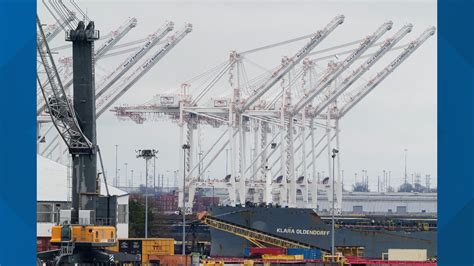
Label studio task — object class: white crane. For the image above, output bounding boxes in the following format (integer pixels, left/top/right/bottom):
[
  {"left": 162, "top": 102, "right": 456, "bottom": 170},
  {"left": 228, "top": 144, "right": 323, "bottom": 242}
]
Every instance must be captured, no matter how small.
[
  {"left": 241, "top": 15, "right": 345, "bottom": 111},
  {"left": 43, "top": 12, "right": 76, "bottom": 43},
  {"left": 37, "top": 17, "right": 139, "bottom": 116},
  {"left": 291, "top": 21, "right": 394, "bottom": 115},
  {"left": 308, "top": 24, "right": 413, "bottom": 117},
  {"left": 95, "top": 17, "right": 138, "bottom": 58},
  {"left": 276, "top": 21, "right": 392, "bottom": 207},
  {"left": 95, "top": 21, "right": 174, "bottom": 100},
  {"left": 96, "top": 24, "right": 193, "bottom": 116},
  {"left": 337, "top": 27, "right": 436, "bottom": 117},
  {"left": 107, "top": 21, "right": 435, "bottom": 210}
]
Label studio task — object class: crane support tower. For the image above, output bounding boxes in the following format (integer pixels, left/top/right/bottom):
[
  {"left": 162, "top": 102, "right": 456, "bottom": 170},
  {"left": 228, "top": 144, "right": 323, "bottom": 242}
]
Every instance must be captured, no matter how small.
[
  {"left": 67, "top": 20, "right": 100, "bottom": 224},
  {"left": 38, "top": 19, "right": 124, "bottom": 264}
]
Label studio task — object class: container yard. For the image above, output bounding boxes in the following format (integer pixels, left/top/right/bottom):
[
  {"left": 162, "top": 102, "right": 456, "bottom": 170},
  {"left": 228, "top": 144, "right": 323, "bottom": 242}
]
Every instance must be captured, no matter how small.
[{"left": 36, "top": 0, "right": 436, "bottom": 265}]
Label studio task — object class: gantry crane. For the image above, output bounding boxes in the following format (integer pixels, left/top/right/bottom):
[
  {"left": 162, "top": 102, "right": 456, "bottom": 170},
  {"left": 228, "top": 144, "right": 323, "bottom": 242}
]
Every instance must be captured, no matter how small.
[
  {"left": 37, "top": 16, "right": 119, "bottom": 264},
  {"left": 109, "top": 21, "right": 435, "bottom": 211},
  {"left": 222, "top": 15, "right": 346, "bottom": 206}
]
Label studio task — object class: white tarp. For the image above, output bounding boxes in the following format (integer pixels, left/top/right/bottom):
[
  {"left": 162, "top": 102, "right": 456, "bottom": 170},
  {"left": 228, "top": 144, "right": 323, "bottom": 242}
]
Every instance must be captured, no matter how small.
[{"left": 37, "top": 155, "right": 127, "bottom": 202}]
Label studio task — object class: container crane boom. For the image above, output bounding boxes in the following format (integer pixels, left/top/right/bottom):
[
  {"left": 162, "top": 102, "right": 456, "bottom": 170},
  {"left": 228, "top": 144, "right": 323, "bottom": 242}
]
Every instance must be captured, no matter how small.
[
  {"left": 95, "top": 17, "right": 138, "bottom": 59},
  {"left": 291, "top": 21, "right": 393, "bottom": 115},
  {"left": 310, "top": 24, "right": 413, "bottom": 117},
  {"left": 97, "top": 24, "right": 193, "bottom": 117},
  {"left": 37, "top": 18, "right": 139, "bottom": 116},
  {"left": 63, "top": 17, "right": 143, "bottom": 90},
  {"left": 95, "top": 21, "right": 174, "bottom": 100},
  {"left": 241, "top": 15, "right": 345, "bottom": 111},
  {"left": 338, "top": 27, "right": 436, "bottom": 117},
  {"left": 43, "top": 12, "right": 76, "bottom": 43},
  {"left": 39, "top": 25, "right": 191, "bottom": 159}
]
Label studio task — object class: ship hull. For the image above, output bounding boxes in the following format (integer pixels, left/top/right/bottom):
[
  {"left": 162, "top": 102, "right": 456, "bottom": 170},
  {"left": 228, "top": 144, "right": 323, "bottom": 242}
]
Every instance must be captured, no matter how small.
[{"left": 208, "top": 206, "right": 437, "bottom": 258}]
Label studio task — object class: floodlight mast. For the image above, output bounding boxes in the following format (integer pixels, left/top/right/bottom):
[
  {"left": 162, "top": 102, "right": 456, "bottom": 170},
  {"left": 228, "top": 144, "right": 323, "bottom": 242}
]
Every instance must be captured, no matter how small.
[{"left": 136, "top": 149, "right": 159, "bottom": 238}]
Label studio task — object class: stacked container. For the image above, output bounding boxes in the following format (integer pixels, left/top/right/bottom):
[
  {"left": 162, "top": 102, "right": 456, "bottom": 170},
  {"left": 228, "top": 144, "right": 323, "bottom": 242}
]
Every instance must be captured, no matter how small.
[{"left": 243, "top": 247, "right": 321, "bottom": 260}]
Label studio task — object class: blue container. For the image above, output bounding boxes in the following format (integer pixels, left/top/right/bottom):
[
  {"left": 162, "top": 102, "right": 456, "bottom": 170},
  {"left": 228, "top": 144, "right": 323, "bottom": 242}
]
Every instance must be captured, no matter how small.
[
  {"left": 287, "top": 248, "right": 321, "bottom": 260},
  {"left": 243, "top": 247, "right": 251, "bottom": 257}
]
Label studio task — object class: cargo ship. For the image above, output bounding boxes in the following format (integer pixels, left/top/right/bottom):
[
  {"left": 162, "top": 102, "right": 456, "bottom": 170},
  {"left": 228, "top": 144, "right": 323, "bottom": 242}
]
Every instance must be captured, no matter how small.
[{"left": 206, "top": 205, "right": 437, "bottom": 259}]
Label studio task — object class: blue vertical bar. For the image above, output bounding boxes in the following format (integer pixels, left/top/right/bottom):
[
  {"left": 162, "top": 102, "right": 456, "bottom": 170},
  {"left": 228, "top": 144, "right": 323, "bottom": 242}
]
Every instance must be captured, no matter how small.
[
  {"left": 438, "top": 0, "right": 474, "bottom": 265},
  {"left": 0, "top": 0, "right": 36, "bottom": 265}
]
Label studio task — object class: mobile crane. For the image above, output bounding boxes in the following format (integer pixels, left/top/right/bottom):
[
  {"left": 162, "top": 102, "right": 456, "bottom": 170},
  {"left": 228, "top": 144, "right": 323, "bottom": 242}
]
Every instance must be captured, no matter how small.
[{"left": 37, "top": 16, "right": 136, "bottom": 264}]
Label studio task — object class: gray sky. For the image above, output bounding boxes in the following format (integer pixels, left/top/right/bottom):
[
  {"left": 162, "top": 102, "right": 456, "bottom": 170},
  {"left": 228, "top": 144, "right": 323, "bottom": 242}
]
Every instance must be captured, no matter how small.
[{"left": 39, "top": 0, "right": 437, "bottom": 191}]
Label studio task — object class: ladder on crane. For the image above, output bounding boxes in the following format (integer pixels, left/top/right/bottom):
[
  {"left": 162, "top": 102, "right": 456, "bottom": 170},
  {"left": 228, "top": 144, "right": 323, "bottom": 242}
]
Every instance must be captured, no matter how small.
[{"left": 197, "top": 211, "right": 317, "bottom": 249}]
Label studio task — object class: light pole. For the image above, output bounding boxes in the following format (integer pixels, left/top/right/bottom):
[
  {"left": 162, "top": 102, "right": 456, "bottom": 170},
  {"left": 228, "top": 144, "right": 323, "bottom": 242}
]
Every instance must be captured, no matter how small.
[
  {"left": 331, "top": 148, "right": 338, "bottom": 256},
  {"left": 115, "top": 145, "right": 119, "bottom": 187},
  {"left": 136, "top": 149, "right": 158, "bottom": 238},
  {"left": 388, "top": 170, "right": 392, "bottom": 191},
  {"left": 181, "top": 144, "right": 191, "bottom": 255},
  {"left": 124, "top": 163, "right": 128, "bottom": 189},
  {"left": 404, "top": 148, "right": 408, "bottom": 184},
  {"left": 153, "top": 156, "right": 156, "bottom": 192}
]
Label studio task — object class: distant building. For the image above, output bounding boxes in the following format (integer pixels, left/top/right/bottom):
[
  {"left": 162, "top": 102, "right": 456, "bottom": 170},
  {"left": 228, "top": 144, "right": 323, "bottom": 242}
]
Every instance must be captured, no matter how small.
[
  {"left": 37, "top": 155, "right": 129, "bottom": 252},
  {"left": 193, "top": 196, "right": 219, "bottom": 212},
  {"left": 154, "top": 193, "right": 179, "bottom": 213},
  {"left": 314, "top": 191, "right": 437, "bottom": 214}
]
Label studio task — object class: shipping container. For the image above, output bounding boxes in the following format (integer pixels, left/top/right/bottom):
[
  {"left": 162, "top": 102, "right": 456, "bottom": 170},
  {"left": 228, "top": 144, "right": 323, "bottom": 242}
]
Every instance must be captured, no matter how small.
[
  {"left": 114, "top": 238, "right": 175, "bottom": 263},
  {"left": 37, "top": 237, "right": 52, "bottom": 253},
  {"left": 387, "top": 249, "right": 427, "bottom": 261},
  {"left": 287, "top": 248, "right": 321, "bottom": 259},
  {"left": 149, "top": 254, "right": 191, "bottom": 266},
  {"left": 243, "top": 247, "right": 250, "bottom": 257},
  {"left": 261, "top": 254, "right": 304, "bottom": 260},
  {"left": 249, "top": 247, "right": 286, "bottom": 256},
  {"left": 119, "top": 239, "right": 143, "bottom": 255},
  {"left": 142, "top": 238, "right": 175, "bottom": 255}
]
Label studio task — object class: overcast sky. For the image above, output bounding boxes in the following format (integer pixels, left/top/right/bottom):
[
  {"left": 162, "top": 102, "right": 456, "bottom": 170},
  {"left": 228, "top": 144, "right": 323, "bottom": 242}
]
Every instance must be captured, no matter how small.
[{"left": 38, "top": 0, "right": 437, "bottom": 192}]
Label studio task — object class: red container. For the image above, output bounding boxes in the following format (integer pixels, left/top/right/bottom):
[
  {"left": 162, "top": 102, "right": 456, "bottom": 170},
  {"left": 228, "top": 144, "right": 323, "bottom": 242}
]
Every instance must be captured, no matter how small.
[
  {"left": 37, "top": 237, "right": 52, "bottom": 253},
  {"left": 249, "top": 247, "right": 286, "bottom": 255}
]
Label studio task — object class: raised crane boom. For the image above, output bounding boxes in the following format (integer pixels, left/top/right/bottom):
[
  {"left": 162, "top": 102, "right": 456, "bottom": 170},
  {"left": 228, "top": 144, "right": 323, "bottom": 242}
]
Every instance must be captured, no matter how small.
[
  {"left": 338, "top": 27, "right": 436, "bottom": 117},
  {"left": 36, "top": 16, "right": 93, "bottom": 153},
  {"left": 40, "top": 25, "right": 192, "bottom": 159},
  {"left": 95, "top": 21, "right": 175, "bottom": 100},
  {"left": 97, "top": 24, "right": 193, "bottom": 117},
  {"left": 63, "top": 17, "right": 145, "bottom": 90},
  {"left": 291, "top": 21, "right": 393, "bottom": 115},
  {"left": 310, "top": 24, "right": 413, "bottom": 117},
  {"left": 95, "top": 17, "right": 138, "bottom": 59},
  {"left": 37, "top": 18, "right": 139, "bottom": 116},
  {"left": 241, "top": 15, "right": 345, "bottom": 111},
  {"left": 43, "top": 12, "right": 76, "bottom": 43}
]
